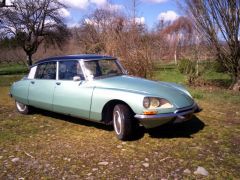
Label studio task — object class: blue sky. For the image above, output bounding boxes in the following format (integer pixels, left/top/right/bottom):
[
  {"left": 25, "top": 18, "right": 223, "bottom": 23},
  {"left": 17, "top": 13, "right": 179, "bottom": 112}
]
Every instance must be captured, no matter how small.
[
  {"left": 59, "top": 0, "right": 181, "bottom": 29},
  {"left": 6, "top": 0, "right": 181, "bottom": 29}
]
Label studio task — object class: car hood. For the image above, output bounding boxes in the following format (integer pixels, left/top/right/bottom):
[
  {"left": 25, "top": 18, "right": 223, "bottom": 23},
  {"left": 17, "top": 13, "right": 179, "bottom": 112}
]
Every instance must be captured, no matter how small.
[{"left": 93, "top": 75, "right": 194, "bottom": 108}]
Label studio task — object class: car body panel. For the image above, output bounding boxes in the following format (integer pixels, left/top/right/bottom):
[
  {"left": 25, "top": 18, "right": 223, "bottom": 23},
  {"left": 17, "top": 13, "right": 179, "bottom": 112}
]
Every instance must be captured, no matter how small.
[
  {"left": 92, "top": 75, "right": 194, "bottom": 109},
  {"left": 90, "top": 86, "right": 146, "bottom": 121},
  {"left": 10, "top": 79, "right": 30, "bottom": 105},
  {"left": 28, "top": 79, "right": 56, "bottom": 110},
  {"left": 53, "top": 80, "right": 94, "bottom": 120},
  {"left": 135, "top": 103, "right": 200, "bottom": 128}
]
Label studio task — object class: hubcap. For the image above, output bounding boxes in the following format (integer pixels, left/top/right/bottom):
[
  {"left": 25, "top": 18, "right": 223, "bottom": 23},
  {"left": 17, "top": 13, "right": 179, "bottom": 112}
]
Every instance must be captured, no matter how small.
[
  {"left": 16, "top": 101, "right": 26, "bottom": 112},
  {"left": 113, "top": 110, "right": 122, "bottom": 135}
]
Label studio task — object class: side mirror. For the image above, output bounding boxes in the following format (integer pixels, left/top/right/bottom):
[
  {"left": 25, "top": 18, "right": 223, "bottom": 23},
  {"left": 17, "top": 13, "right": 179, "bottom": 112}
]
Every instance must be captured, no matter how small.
[{"left": 73, "top": 76, "right": 81, "bottom": 81}]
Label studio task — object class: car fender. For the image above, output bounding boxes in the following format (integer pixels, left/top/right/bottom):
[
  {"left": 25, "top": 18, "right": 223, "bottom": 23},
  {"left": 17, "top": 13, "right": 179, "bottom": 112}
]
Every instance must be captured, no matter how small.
[
  {"left": 10, "top": 80, "right": 30, "bottom": 105},
  {"left": 89, "top": 87, "right": 147, "bottom": 121}
]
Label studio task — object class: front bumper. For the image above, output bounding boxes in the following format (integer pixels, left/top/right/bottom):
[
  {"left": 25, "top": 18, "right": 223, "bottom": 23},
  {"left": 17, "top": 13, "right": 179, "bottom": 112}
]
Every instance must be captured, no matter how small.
[{"left": 134, "top": 103, "right": 202, "bottom": 128}]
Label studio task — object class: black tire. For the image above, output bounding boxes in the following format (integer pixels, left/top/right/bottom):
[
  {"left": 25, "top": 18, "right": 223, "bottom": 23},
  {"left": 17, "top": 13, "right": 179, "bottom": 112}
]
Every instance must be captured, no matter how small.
[
  {"left": 15, "top": 101, "right": 30, "bottom": 114},
  {"left": 113, "top": 104, "right": 136, "bottom": 140}
]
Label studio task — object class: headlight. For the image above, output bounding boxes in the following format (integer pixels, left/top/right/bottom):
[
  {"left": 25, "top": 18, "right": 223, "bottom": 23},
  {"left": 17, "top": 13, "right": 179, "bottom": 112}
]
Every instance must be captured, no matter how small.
[
  {"left": 143, "top": 97, "right": 173, "bottom": 109},
  {"left": 143, "top": 97, "right": 150, "bottom": 108}
]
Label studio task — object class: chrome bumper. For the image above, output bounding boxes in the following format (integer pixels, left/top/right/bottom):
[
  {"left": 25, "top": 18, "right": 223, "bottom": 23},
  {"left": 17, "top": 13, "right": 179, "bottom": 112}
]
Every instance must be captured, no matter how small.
[{"left": 134, "top": 103, "right": 202, "bottom": 128}]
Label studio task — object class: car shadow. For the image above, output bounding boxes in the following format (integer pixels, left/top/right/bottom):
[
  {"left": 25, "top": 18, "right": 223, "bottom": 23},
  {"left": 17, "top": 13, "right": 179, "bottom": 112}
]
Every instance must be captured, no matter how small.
[
  {"left": 33, "top": 109, "right": 205, "bottom": 140},
  {"left": 146, "top": 115, "right": 205, "bottom": 139},
  {"left": 33, "top": 108, "right": 113, "bottom": 132}
]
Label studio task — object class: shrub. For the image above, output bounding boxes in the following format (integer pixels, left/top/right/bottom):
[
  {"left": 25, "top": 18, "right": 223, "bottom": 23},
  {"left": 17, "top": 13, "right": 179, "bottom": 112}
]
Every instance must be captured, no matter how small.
[{"left": 178, "top": 59, "right": 196, "bottom": 75}]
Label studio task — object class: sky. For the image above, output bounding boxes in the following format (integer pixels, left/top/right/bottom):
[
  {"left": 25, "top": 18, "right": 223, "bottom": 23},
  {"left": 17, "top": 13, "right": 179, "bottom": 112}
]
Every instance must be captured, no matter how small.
[
  {"left": 59, "top": 0, "right": 181, "bottom": 28},
  {"left": 6, "top": 0, "right": 181, "bottom": 29}
]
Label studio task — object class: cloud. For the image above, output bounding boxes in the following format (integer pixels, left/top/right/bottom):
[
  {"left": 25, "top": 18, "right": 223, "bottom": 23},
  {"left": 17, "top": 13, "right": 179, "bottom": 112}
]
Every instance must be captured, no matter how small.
[
  {"left": 67, "top": 22, "right": 81, "bottom": 28},
  {"left": 142, "top": 0, "right": 168, "bottom": 3},
  {"left": 103, "top": 3, "right": 124, "bottom": 12},
  {"left": 60, "top": 0, "right": 122, "bottom": 11},
  {"left": 135, "top": 17, "right": 145, "bottom": 25},
  {"left": 90, "top": 0, "right": 107, "bottom": 7},
  {"left": 5, "top": 0, "right": 13, "bottom": 5},
  {"left": 157, "top": 10, "right": 179, "bottom": 22},
  {"left": 59, "top": 8, "right": 71, "bottom": 18},
  {"left": 60, "top": 0, "right": 89, "bottom": 9},
  {"left": 84, "top": 18, "right": 97, "bottom": 25}
]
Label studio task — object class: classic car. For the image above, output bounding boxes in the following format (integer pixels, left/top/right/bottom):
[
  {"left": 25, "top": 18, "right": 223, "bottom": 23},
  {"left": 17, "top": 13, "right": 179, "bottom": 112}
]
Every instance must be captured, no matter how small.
[{"left": 10, "top": 54, "right": 201, "bottom": 140}]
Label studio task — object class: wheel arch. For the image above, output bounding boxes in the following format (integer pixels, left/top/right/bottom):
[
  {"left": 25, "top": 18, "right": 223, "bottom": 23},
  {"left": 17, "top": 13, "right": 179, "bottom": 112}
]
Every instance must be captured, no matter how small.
[{"left": 101, "top": 99, "right": 134, "bottom": 125}]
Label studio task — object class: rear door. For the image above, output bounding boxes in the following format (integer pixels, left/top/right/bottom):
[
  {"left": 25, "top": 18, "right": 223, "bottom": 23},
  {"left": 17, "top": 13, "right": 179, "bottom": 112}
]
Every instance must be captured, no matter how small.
[
  {"left": 28, "top": 61, "right": 56, "bottom": 110},
  {"left": 53, "top": 60, "right": 94, "bottom": 119}
]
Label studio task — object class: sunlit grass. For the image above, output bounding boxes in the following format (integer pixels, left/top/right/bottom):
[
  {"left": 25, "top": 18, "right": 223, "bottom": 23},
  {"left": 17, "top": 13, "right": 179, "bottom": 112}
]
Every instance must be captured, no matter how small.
[{"left": 0, "top": 64, "right": 28, "bottom": 75}]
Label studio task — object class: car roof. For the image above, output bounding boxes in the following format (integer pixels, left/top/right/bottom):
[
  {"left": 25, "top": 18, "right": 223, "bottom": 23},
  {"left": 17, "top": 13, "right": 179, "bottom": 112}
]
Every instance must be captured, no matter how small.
[{"left": 34, "top": 54, "right": 116, "bottom": 65}]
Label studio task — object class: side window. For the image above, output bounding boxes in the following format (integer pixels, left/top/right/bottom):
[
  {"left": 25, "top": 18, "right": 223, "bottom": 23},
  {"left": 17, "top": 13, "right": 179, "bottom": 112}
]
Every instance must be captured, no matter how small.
[
  {"left": 35, "top": 62, "right": 56, "bottom": 80},
  {"left": 84, "top": 61, "right": 102, "bottom": 78},
  {"left": 59, "top": 60, "right": 84, "bottom": 80}
]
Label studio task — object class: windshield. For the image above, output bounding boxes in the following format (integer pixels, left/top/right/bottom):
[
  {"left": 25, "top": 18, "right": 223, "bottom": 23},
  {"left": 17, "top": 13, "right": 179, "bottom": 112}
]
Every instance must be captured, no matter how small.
[{"left": 83, "top": 59, "right": 124, "bottom": 79}]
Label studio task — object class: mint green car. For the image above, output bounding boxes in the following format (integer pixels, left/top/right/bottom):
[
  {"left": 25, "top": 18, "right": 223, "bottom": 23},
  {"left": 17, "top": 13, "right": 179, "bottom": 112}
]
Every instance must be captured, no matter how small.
[{"left": 10, "top": 54, "right": 201, "bottom": 140}]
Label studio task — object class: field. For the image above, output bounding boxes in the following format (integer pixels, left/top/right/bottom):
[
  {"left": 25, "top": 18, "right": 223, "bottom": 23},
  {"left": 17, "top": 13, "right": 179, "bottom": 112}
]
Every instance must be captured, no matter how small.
[{"left": 0, "top": 65, "right": 240, "bottom": 179}]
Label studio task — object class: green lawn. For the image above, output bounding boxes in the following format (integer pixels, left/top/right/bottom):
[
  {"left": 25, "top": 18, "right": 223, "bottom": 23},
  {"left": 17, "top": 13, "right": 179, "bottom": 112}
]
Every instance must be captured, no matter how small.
[
  {"left": 0, "top": 65, "right": 240, "bottom": 179},
  {"left": 0, "top": 64, "right": 28, "bottom": 75}
]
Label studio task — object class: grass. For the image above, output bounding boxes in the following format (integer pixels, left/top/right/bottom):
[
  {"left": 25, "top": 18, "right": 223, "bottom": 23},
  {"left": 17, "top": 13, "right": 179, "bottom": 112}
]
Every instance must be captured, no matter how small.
[
  {"left": 152, "top": 68, "right": 186, "bottom": 84},
  {"left": 0, "top": 66, "right": 240, "bottom": 179},
  {"left": 0, "top": 75, "right": 24, "bottom": 86},
  {"left": 0, "top": 64, "right": 28, "bottom": 75}
]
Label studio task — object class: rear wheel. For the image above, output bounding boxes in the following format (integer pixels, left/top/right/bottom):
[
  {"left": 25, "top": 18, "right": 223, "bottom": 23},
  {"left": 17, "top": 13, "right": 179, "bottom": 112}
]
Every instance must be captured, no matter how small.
[
  {"left": 15, "top": 101, "right": 30, "bottom": 114},
  {"left": 113, "top": 104, "right": 136, "bottom": 140}
]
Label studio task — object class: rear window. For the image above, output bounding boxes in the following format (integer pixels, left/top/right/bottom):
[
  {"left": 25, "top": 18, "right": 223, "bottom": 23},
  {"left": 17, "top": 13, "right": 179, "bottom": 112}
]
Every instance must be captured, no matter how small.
[{"left": 35, "top": 62, "right": 56, "bottom": 80}]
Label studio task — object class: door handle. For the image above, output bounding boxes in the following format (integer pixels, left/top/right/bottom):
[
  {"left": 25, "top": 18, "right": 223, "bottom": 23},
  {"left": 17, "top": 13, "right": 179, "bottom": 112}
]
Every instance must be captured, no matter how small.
[
  {"left": 56, "top": 82, "right": 61, "bottom": 85},
  {"left": 31, "top": 81, "right": 35, "bottom": 84}
]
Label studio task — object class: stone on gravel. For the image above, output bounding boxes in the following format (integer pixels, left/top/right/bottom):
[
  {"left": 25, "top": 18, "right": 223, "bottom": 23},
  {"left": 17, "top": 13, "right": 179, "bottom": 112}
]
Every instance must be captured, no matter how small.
[
  {"left": 183, "top": 169, "right": 191, "bottom": 174},
  {"left": 98, "top": 161, "right": 108, "bottom": 166},
  {"left": 11, "top": 157, "right": 19, "bottom": 163},
  {"left": 92, "top": 168, "right": 98, "bottom": 171},
  {"left": 142, "top": 163, "right": 149, "bottom": 168},
  {"left": 194, "top": 166, "right": 209, "bottom": 176}
]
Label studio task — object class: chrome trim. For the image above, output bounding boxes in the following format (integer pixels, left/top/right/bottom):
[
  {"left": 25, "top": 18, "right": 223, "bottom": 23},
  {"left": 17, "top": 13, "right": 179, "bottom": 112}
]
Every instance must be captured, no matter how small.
[
  {"left": 174, "top": 103, "right": 197, "bottom": 113},
  {"left": 135, "top": 103, "right": 200, "bottom": 120},
  {"left": 116, "top": 60, "right": 128, "bottom": 75},
  {"left": 79, "top": 59, "right": 89, "bottom": 81},
  {"left": 56, "top": 61, "right": 59, "bottom": 81}
]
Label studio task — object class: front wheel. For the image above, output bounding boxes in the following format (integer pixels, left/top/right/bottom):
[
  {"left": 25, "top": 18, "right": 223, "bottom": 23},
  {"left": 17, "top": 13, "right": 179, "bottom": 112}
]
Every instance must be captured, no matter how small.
[
  {"left": 113, "top": 104, "right": 136, "bottom": 140},
  {"left": 15, "top": 101, "right": 30, "bottom": 114}
]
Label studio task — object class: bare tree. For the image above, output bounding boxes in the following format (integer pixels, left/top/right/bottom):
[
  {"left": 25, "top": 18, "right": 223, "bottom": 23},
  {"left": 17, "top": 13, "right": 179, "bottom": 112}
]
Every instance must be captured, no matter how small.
[
  {"left": 162, "top": 17, "right": 193, "bottom": 64},
  {"left": 75, "top": 7, "right": 154, "bottom": 78},
  {"left": 183, "top": 0, "right": 240, "bottom": 91},
  {"left": 0, "top": 0, "right": 6, "bottom": 7},
  {"left": 0, "top": 0, "right": 70, "bottom": 66}
]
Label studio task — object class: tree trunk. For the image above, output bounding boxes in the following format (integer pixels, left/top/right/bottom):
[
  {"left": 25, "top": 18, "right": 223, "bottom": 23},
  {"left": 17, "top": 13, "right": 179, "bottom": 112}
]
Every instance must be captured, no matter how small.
[
  {"left": 27, "top": 53, "right": 33, "bottom": 67},
  {"left": 174, "top": 49, "right": 177, "bottom": 65},
  {"left": 232, "top": 76, "right": 240, "bottom": 91}
]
